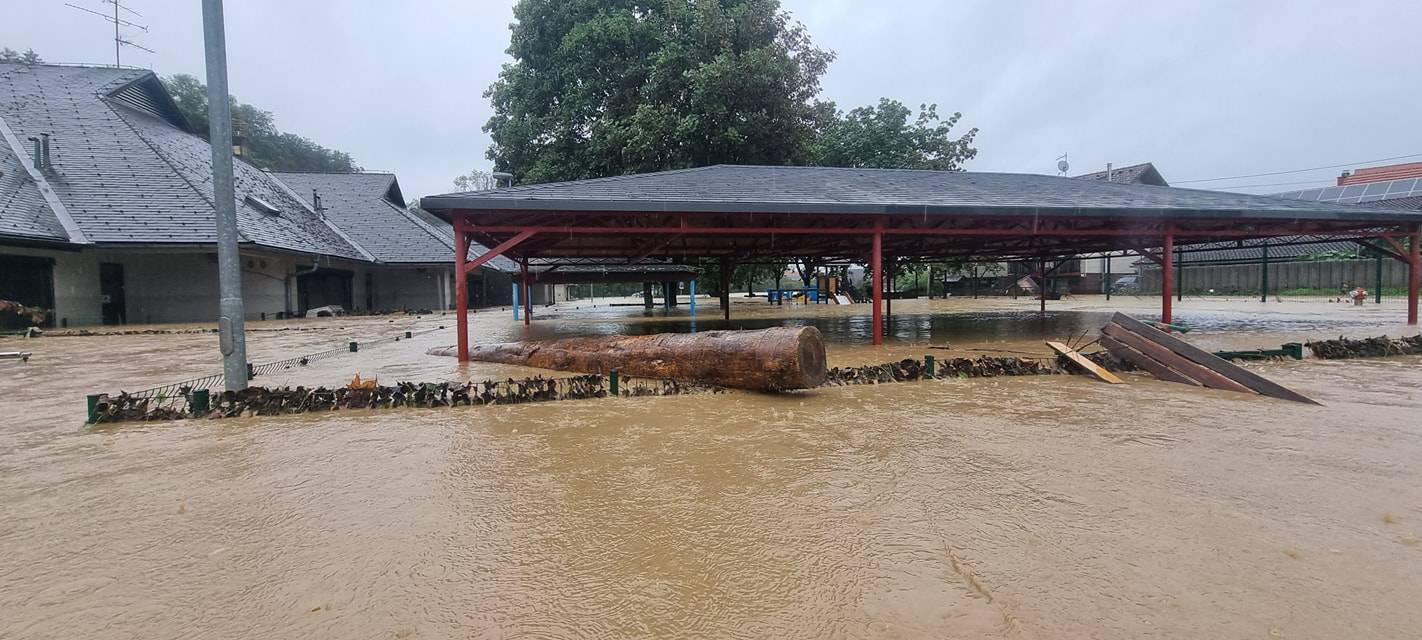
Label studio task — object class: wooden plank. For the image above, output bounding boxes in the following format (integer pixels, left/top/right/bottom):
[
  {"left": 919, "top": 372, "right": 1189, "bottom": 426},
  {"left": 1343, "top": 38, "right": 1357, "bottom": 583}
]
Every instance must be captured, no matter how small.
[
  {"left": 1110, "top": 313, "right": 1320, "bottom": 404},
  {"left": 1047, "top": 341, "right": 1123, "bottom": 384},
  {"left": 1102, "top": 323, "right": 1257, "bottom": 395},
  {"left": 1097, "top": 336, "right": 1201, "bottom": 386}
]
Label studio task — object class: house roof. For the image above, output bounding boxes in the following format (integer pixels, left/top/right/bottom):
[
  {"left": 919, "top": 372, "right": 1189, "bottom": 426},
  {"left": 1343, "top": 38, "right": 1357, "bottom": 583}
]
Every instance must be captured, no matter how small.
[
  {"left": 422, "top": 164, "right": 1418, "bottom": 222},
  {"left": 272, "top": 171, "right": 465, "bottom": 265},
  {"left": 1338, "top": 162, "right": 1422, "bottom": 186},
  {"left": 0, "top": 63, "right": 363, "bottom": 260},
  {"left": 1173, "top": 238, "right": 1370, "bottom": 265},
  {"left": 1073, "top": 162, "right": 1169, "bottom": 186}
]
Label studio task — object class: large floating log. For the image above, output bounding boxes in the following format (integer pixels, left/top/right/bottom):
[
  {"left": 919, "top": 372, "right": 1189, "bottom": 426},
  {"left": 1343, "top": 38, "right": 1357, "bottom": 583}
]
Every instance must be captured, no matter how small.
[{"left": 430, "top": 326, "right": 828, "bottom": 392}]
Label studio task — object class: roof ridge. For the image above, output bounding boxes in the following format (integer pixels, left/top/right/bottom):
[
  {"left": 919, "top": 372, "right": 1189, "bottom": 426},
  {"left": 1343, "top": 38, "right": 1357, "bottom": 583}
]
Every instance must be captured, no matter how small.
[
  {"left": 463, "top": 165, "right": 720, "bottom": 196},
  {"left": 0, "top": 113, "right": 88, "bottom": 243},
  {"left": 266, "top": 171, "right": 380, "bottom": 263}
]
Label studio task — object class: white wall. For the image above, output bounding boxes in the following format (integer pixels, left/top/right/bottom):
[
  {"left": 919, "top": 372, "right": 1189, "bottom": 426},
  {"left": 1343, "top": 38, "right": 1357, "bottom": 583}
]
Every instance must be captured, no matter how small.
[{"left": 0, "top": 245, "right": 101, "bottom": 326}]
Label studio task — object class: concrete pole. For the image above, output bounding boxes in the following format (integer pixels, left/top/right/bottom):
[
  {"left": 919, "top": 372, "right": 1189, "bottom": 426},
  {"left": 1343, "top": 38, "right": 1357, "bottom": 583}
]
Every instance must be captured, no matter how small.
[
  {"left": 1375, "top": 251, "right": 1383, "bottom": 304},
  {"left": 202, "top": 0, "right": 248, "bottom": 391}
]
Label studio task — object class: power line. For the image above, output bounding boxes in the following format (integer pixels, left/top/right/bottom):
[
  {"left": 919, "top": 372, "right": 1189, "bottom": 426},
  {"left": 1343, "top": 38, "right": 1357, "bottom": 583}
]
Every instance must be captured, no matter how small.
[
  {"left": 1210, "top": 178, "right": 1337, "bottom": 191},
  {"left": 1174, "top": 152, "right": 1422, "bottom": 184},
  {"left": 65, "top": 0, "right": 153, "bottom": 67}
]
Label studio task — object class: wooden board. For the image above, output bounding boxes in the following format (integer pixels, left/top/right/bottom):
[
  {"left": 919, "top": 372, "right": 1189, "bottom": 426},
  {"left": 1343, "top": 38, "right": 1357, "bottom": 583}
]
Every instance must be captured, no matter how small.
[
  {"left": 1047, "top": 341, "right": 1123, "bottom": 384},
  {"left": 1110, "top": 313, "right": 1319, "bottom": 404},
  {"left": 1102, "top": 323, "right": 1256, "bottom": 394},
  {"left": 1097, "top": 336, "right": 1201, "bottom": 386}
]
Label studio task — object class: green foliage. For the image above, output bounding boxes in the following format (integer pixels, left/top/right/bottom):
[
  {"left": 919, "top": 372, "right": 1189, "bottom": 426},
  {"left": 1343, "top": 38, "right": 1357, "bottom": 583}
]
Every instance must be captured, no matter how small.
[
  {"left": 162, "top": 74, "right": 358, "bottom": 173},
  {"left": 811, "top": 99, "right": 978, "bottom": 170},
  {"left": 0, "top": 47, "right": 42, "bottom": 64},
  {"left": 452, "top": 169, "right": 497, "bottom": 192},
  {"left": 485, "top": 0, "right": 835, "bottom": 183}
]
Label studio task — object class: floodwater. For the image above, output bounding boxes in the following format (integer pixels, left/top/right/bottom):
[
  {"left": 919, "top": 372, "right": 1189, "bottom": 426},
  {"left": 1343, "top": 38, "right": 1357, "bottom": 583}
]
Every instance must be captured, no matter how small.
[{"left": 2, "top": 295, "right": 1421, "bottom": 639}]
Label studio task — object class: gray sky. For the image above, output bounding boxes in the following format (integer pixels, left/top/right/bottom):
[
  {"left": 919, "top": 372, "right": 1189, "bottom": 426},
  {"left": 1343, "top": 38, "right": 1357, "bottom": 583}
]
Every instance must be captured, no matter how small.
[{"left": 5, "top": 0, "right": 1418, "bottom": 200}]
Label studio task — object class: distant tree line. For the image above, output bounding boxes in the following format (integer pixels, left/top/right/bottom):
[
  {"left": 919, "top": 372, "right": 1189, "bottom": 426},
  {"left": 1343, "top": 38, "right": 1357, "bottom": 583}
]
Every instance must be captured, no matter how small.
[
  {"left": 163, "top": 74, "right": 358, "bottom": 173},
  {"left": 0, "top": 47, "right": 43, "bottom": 64}
]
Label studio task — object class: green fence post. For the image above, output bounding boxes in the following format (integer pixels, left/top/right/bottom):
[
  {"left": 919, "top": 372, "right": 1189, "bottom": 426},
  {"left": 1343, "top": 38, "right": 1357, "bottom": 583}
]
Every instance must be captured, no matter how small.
[
  {"left": 247, "top": 362, "right": 255, "bottom": 380},
  {"left": 86, "top": 394, "right": 100, "bottom": 424},
  {"left": 924, "top": 354, "right": 935, "bottom": 377},
  {"left": 609, "top": 369, "right": 619, "bottom": 396},
  {"left": 191, "top": 389, "right": 211, "bottom": 415},
  {"left": 1281, "top": 342, "right": 1304, "bottom": 360},
  {"left": 404, "top": 331, "right": 412, "bottom": 339}
]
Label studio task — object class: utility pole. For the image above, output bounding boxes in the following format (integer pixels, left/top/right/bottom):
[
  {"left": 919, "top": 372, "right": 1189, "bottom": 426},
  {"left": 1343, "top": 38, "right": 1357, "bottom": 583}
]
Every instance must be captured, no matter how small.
[{"left": 202, "top": 0, "right": 248, "bottom": 391}]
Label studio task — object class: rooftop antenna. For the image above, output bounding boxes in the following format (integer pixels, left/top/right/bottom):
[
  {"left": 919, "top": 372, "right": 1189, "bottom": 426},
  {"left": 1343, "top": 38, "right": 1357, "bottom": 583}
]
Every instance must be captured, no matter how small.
[
  {"left": 66, "top": 0, "right": 154, "bottom": 67},
  {"left": 1056, "top": 153, "right": 1070, "bottom": 176}
]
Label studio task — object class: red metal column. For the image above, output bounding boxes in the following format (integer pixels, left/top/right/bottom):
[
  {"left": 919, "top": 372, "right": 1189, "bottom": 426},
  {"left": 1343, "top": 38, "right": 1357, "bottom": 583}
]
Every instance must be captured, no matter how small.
[
  {"left": 1162, "top": 232, "right": 1175, "bottom": 326},
  {"left": 520, "top": 258, "right": 532, "bottom": 326},
  {"left": 453, "top": 221, "right": 471, "bottom": 362},
  {"left": 1038, "top": 259, "right": 1047, "bottom": 315},
  {"left": 1408, "top": 226, "right": 1420, "bottom": 325},
  {"left": 871, "top": 224, "right": 883, "bottom": 345}
]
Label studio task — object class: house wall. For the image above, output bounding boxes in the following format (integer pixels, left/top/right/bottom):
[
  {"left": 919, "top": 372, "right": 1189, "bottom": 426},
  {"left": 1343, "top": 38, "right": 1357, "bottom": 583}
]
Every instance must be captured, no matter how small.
[
  {"left": 370, "top": 267, "right": 451, "bottom": 311},
  {"left": 0, "top": 245, "right": 102, "bottom": 326}
]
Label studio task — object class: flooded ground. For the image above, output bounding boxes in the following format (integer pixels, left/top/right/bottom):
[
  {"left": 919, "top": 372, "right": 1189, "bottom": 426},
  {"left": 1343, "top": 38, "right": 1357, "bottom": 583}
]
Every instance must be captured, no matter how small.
[{"left": 2, "top": 294, "right": 1421, "bottom": 639}]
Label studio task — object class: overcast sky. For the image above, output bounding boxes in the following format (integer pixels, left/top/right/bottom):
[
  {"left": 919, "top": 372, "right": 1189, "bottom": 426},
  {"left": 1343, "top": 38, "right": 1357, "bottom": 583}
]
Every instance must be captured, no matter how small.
[{"left": 4, "top": 0, "right": 1419, "bottom": 200}]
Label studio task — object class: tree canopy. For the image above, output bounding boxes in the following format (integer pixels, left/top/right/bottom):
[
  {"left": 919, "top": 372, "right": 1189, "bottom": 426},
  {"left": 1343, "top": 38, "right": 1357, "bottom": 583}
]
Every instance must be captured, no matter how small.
[
  {"left": 0, "top": 47, "right": 42, "bottom": 64},
  {"left": 163, "top": 74, "right": 358, "bottom": 173},
  {"left": 812, "top": 99, "right": 977, "bottom": 171},
  {"left": 484, "top": 0, "right": 978, "bottom": 184}
]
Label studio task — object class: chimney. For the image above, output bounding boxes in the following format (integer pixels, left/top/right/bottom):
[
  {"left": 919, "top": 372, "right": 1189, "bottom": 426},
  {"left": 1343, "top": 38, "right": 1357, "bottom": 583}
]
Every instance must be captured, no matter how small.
[
  {"left": 1337, "top": 170, "right": 1351, "bottom": 186},
  {"left": 1105, "top": 163, "right": 1113, "bottom": 182},
  {"left": 27, "top": 136, "right": 41, "bottom": 170},
  {"left": 40, "top": 133, "right": 50, "bottom": 170}
]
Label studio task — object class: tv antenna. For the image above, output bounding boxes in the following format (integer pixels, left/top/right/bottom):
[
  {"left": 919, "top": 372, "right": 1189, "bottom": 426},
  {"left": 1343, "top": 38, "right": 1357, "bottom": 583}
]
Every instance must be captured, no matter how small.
[
  {"left": 1056, "top": 153, "right": 1070, "bottom": 175},
  {"left": 66, "top": 0, "right": 155, "bottom": 67}
]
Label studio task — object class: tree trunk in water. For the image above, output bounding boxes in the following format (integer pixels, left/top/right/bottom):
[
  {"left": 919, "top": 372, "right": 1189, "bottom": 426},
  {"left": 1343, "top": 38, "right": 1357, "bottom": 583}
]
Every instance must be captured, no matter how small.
[{"left": 430, "top": 326, "right": 827, "bottom": 392}]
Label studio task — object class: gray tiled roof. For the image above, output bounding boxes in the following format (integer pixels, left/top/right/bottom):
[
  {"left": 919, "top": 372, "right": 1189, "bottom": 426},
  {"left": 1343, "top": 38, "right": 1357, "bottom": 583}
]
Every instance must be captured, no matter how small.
[
  {"left": 423, "top": 165, "right": 1418, "bottom": 221},
  {"left": 272, "top": 171, "right": 461, "bottom": 265},
  {"left": 1074, "top": 162, "right": 1168, "bottom": 186},
  {"left": 1176, "top": 239, "right": 1367, "bottom": 265},
  {"left": 0, "top": 63, "right": 363, "bottom": 260}
]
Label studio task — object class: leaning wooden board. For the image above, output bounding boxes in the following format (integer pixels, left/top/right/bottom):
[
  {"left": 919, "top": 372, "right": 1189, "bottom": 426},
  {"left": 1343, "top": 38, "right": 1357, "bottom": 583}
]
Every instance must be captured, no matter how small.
[
  {"left": 1097, "top": 336, "right": 1200, "bottom": 387},
  {"left": 1047, "top": 341, "right": 1123, "bottom": 384},
  {"left": 1101, "top": 323, "right": 1256, "bottom": 394},
  {"left": 1110, "top": 313, "right": 1319, "bottom": 405}
]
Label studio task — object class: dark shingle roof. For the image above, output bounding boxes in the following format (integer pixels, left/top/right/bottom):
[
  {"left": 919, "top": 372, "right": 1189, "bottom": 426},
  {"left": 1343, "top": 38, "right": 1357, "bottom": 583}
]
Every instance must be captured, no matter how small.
[
  {"left": 0, "top": 63, "right": 364, "bottom": 259},
  {"left": 272, "top": 171, "right": 461, "bottom": 265},
  {"left": 1176, "top": 239, "right": 1368, "bottom": 265},
  {"left": 1074, "top": 162, "right": 1169, "bottom": 186},
  {"left": 423, "top": 165, "right": 1418, "bottom": 221}
]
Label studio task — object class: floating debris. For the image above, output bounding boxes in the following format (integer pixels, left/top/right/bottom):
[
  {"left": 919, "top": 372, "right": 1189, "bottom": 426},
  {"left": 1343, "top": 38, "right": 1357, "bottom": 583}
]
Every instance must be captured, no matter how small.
[
  {"left": 1305, "top": 335, "right": 1422, "bottom": 360},
  {"left": 823, "top": 356, "right": 1062, "bottom": 386},
  {"left": 88, "top": 374, "right": 723, "bottom": 423}
]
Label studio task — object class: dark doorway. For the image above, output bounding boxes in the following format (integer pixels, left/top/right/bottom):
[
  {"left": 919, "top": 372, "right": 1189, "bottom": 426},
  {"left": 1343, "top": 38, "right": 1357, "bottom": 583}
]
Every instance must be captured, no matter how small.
[
  {"left": 100, "top": 262, "right": 126, "bottom": 325},
  {"left": 297, "top": 269, "right": 353, "bottom": 314},
  {"left": 0, "top": 254, "right": 56, "bottom": 329}
]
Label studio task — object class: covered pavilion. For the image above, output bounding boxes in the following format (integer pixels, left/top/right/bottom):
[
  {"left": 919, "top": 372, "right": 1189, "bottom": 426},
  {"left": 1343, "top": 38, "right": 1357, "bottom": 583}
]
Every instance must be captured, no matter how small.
[{"left": 422, "top": 165, "right": 1422, "bottom": 361}]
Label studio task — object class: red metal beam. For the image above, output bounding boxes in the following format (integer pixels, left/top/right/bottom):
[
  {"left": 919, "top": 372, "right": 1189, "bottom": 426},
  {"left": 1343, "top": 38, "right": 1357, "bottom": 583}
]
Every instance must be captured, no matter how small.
[
  {"left": 459, "top": 223, "right": 1396, "bottom": 240},
  {"left": 454, "top": 224, "right": 471, "bottom": 362},
  {"left": 1409, "top": 227, "right": 1420, "bottom": 326},
  {"left": 464, "top": 229, "right": 537, "bottom": 273},
  {"left": 520, "top": 258, "right": 532, "bottom": 326},
  {"left": 872, "top": 220, "right": 883, "bottom": 346},
  {"left": 1162, "top": 232, "right": 1174, "bottom": 326}
]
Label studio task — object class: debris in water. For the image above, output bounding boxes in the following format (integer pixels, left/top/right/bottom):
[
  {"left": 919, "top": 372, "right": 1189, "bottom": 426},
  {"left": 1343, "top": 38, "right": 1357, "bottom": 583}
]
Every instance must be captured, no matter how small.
[{"left": 1305, "top": 335, "right": 1422, "bottom": 360}]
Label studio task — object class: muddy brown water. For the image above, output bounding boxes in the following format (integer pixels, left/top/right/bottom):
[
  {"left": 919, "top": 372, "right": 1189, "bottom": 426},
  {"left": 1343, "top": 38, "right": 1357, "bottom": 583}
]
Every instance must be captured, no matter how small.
[{"left": 2, "top": 296, "right": 1421, "bottom": 639}]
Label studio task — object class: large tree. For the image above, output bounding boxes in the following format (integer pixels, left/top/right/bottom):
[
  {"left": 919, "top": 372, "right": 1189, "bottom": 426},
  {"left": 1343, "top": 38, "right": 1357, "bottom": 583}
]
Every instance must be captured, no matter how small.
[
  {"left": 812, "top": 99, "right": 978, "bottom": 171},
  {"left": 485, "top": 0, "right": 834, "bottom": 183},
  {"left": 0, "top": 47, "right": 42, "bottom": 64},
  {"left": 163, "top": 74, "right": 358, "bottom": 173}
]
